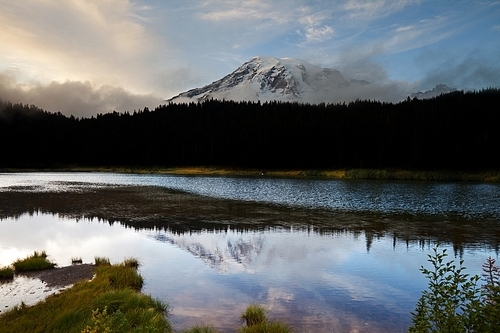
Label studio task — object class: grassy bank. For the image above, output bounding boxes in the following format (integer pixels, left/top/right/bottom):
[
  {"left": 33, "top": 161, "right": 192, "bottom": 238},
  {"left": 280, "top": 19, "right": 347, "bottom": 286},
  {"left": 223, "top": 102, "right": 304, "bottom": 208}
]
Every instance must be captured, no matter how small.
[
  {"left": 0, "top": 258, "right": 172, "bottom": 333},
  {"left": 2, "top": 166, "right": 499, "bottom": 182},
  {"left": 0, "top": 254, "right": 289, "bottom": 333}
]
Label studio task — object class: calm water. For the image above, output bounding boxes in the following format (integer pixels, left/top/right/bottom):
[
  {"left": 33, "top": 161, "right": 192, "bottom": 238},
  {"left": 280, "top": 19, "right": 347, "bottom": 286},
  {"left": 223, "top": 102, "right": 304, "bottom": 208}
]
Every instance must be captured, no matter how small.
[{"left": 1, "top": 173, "right": 499, "bottom": 332}]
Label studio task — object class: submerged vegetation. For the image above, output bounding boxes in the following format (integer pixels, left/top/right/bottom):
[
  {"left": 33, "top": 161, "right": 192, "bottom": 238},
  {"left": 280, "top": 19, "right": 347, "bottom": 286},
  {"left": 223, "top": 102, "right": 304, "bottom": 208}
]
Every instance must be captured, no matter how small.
[
  {"left": 182, "top": 305, "right": 292, "bottom": 333},
  {"left": 410, "top": 246, "right": 500, "bottom": 332},
  {"left": 1, "top": 89, "right": 499, "bottom": 173}
]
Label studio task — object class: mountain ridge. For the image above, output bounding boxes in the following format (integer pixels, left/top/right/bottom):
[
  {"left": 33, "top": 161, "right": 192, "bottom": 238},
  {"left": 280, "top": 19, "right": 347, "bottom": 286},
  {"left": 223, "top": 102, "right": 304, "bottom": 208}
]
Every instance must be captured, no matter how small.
[
  {"left": 168, "top": 56, "right": 358, "bottom": 104},
  {"left": 168, "top": 56, "right": 456, "bottom": 104}
]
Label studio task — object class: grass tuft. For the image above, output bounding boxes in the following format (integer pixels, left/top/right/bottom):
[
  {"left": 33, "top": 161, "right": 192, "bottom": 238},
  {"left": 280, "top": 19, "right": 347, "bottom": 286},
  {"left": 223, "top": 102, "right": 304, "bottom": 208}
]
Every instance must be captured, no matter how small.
[
  {"left": 122, "top": 257, "right": 140, "bottom": 269},
  {"left": 12, "top": 251, "right": 56, "bottom": 272},
  {"left": 240, "top": 304, "right": 267, "bottom": 327},
  {"left": 0, "top": 266, "right": 14, "bottom": 279},
  {"left": 94, "top": 256, "right": 111, "bottom": 266}
]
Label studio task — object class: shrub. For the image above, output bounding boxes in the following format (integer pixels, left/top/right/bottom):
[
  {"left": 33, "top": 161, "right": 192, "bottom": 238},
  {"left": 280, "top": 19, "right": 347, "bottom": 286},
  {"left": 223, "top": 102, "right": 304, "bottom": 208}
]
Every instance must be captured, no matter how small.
[
  {"left": 12, "top": 251, "right": 56, "bottom": 272},
  {"left": 409, "top": 246, "right": 500, "bottom": 332}
]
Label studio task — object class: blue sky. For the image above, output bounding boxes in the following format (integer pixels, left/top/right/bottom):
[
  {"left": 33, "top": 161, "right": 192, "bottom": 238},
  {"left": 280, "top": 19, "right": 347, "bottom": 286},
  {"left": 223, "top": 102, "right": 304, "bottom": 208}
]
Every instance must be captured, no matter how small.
[{"left": 0, "top": 0, "right": 499, "bottom": 116}]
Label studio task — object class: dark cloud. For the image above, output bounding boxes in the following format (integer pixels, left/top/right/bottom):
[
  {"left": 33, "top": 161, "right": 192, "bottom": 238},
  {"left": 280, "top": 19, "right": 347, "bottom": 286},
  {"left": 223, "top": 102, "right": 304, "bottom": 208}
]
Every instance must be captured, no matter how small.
[{"left": 0, "top": 73, "right": 163, "bottom": 117}]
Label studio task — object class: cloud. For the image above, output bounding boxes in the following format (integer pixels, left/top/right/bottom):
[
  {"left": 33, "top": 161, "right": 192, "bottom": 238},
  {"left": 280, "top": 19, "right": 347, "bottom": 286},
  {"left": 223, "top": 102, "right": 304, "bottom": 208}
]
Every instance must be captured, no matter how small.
[
  {"left": 418, "top": 51, "right": 500, "bottom": 90},
  {"left": 0, "top": 72, "right": 163, "bottom": 117},
  {"left": 0, "top": 0, "right": 178, "bottom": 97},
  {"left": 343, "top": 0, "right": 422, "bottom": 20}
]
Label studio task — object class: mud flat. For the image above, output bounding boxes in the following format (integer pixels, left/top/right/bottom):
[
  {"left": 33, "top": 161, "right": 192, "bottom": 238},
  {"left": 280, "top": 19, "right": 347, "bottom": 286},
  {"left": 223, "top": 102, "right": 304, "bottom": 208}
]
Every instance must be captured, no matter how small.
[{"left": 0, "top": 264, "right": 95, "bottom": 313}]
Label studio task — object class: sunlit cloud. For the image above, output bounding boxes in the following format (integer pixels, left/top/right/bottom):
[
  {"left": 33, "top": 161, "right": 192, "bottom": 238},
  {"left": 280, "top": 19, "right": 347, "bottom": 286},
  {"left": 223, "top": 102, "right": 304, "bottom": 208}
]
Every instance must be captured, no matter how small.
[{"left": 0, "top": 0, "right": 498, "bottom": 113}]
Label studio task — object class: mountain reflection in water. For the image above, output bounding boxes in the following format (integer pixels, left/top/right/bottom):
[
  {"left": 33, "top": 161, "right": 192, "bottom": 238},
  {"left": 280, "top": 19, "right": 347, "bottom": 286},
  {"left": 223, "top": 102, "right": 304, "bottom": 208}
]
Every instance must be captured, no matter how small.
[{"left": 1, "top": 173, "right": 499, "bottom": 332}]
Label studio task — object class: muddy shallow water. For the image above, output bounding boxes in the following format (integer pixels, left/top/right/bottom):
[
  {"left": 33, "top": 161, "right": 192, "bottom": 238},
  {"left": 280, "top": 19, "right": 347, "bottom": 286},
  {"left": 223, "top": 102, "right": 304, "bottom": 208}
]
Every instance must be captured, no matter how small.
[{"left": 1, "top": 173, "right": 499, "bottom": 332}]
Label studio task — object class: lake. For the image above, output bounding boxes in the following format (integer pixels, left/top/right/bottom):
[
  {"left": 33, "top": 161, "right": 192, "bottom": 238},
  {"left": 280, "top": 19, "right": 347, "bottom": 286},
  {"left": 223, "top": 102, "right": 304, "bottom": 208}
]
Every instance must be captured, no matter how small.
[{"left": 1, "top": 172, "right": 499, "bottom": 332}]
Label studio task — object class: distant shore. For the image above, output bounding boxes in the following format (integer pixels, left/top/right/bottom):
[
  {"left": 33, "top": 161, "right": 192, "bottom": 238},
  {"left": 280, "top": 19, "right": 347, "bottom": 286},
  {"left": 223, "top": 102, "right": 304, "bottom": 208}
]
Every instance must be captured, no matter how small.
[{"left": 2, "top": 166, "right": 500, "bottom": 182}]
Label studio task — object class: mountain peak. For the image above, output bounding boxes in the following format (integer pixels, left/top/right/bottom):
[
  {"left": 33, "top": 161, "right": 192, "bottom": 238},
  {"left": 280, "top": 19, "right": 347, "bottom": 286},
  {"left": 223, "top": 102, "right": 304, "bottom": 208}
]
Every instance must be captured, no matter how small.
[
  {"left": 410, "top": 84, "right": 457, "bottom": 99},
  {"left": 168, "top": 57, "right": 351, "bottom": 104}
]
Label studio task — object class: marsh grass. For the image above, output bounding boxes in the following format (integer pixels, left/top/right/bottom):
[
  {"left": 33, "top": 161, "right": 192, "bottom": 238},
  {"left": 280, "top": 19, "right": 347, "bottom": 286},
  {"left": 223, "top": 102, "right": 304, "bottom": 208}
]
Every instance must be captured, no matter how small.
[
  {"left": 0, "top": 266, "right": 14, "bottom": 279},
  {"left": 0, "top": 259, "right": 171, "bottom": 333},
  {"left": 94, "top": 256, "right": 111, "bottom": 266},
  {"left": 240, "top": 305, "right": 267, "bottom": 327},
  {"left": 238, "top": 305, "right": 292, "bottom": 333},
  {"left": 12, "top": 251, "right": 56, "bottom": 272},
  {"left": 122, "top": 257, "right": 140, "bottom": 269}
]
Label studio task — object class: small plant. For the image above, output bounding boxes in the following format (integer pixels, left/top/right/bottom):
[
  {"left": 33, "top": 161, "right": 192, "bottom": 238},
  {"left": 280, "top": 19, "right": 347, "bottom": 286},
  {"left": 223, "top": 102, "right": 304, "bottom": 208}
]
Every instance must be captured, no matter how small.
[
  {"left": 409, "top": 246, "right": 500, "bottom": 332},
  {"left": 94, "top": 257, "right": 111, "bottom": 266},
  {"left": 0, "top": 266, "right": 14, "bottom": 279},
  {"left": 12, "top": 250, "right": 56, "bottom": 272}
]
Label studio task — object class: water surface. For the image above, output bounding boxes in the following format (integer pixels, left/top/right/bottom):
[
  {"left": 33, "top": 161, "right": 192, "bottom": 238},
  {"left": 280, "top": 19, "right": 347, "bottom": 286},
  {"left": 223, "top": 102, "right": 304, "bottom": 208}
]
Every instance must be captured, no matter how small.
[{"left": 0, "top": 173, "right": 499, "bottom": 332}]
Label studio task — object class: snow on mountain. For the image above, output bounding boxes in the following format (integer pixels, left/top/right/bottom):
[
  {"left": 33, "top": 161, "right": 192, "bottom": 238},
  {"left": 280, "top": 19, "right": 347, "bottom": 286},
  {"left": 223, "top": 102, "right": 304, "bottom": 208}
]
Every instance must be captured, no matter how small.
[
  {"left": 410, "top": 84, "right": 457, "bottom": 99},
  {"left": 168, "top": 56, "right": 355, "bottom": 104}
]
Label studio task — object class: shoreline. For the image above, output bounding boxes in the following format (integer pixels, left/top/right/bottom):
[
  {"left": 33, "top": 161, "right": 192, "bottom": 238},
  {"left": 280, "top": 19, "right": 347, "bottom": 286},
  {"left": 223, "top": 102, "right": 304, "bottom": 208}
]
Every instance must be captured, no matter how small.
[
  {"left": 0, "top": 264, "right": 96, "bottom": 314},
  {"left": 1, "top": 166, "right": 500, "bottom": 182}
]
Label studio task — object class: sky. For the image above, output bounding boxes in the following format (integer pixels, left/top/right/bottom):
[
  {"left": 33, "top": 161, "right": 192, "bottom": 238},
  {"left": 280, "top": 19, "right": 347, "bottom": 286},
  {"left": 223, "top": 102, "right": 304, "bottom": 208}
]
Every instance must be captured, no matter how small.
[{"left": 0, "top": 0, "right": 499, "bottom": 117}]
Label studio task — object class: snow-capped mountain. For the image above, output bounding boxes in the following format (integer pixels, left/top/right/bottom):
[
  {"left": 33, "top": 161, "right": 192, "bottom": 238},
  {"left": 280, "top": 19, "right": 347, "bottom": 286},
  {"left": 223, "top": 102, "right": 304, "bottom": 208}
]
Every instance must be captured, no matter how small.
[
  {"left": 168, "top": 56, "right": 356, "bottom": 104},
  {"left": 410, "top": 84, "right": 457, "bottom": 99}
]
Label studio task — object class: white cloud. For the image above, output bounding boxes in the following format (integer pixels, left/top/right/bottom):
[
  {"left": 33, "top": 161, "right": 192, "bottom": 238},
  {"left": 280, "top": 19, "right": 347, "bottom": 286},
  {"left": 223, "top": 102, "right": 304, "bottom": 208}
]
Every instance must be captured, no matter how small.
[
  {"left": 343, "top": 0, "right": 422, "bottom": 20},
  {"left": 304, "top": 25, "right": 335, "bottom": 42}
]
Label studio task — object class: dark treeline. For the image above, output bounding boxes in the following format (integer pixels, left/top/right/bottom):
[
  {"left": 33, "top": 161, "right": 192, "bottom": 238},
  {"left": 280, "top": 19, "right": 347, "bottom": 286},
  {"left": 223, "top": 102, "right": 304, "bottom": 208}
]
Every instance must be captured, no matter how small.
[{"left": 1, "top": 89, "right": 500, "bottom": 170}]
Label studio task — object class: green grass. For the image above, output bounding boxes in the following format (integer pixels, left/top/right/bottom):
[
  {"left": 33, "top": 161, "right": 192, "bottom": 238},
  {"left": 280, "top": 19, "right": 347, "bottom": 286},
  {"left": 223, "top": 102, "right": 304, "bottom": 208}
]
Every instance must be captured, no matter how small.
[
  {"left": 122, "top": 257, "right": 140, "bottom": 269},
  {"left": 240, "top": 304, "right": 267, "bottom": 327},
  {"left": 0, "top": 259, "right": 172, "bottom": 333},
  {"left": 0, "top": 266, "right": 14, "bottom": 279},
  {"left": 238, "top": 305, "right": 292, "bottom": 333},
  {"left": 94, "top": 256, "right": 111, "bottom": 266},
  {"left": 12, "top": 251, "right": 56, "bottom": 272}
]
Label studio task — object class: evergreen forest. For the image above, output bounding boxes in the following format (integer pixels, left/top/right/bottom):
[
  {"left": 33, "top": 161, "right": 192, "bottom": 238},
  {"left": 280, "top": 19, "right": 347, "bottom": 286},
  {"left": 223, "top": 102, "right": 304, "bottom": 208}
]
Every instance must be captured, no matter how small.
[{"left": 1, "top": 89, "right": 499, "bottom": 171}]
